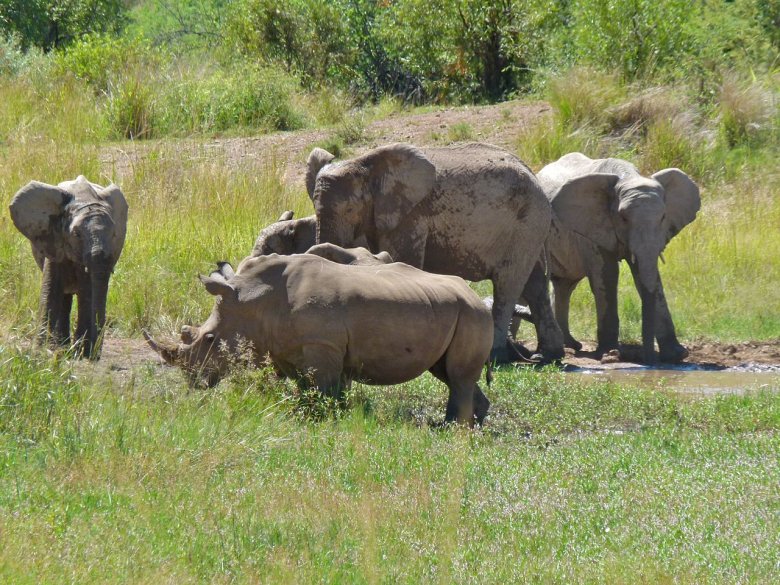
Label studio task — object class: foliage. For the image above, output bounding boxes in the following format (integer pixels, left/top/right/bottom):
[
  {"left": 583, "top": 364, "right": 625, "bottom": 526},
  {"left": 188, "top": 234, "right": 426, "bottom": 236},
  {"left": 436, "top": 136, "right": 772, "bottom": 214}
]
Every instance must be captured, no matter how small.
[
  {"left": 127, "top": 0, "right": 230, "bottom": 52},
  {"left": 0, "top": 0, "right": 127, "bottom": 51}
]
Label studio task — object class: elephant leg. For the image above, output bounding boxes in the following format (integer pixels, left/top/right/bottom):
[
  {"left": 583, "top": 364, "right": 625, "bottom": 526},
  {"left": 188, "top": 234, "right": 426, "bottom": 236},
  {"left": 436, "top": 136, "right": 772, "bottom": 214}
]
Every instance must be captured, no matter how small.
[
  {"left": 521, "top": 262, "right": 565, "bottom": 361},
  {"left": 38, "top": 259, "right": 69, "bottom": 347},
  {"left": 586, "top": 252, "right": 620, "bottom": 355},
  {"left": 653, "top": 280, "right": 688, "bottom": 363},
  {"left": 551, "top": 276, "right": 582, "bottom": 351},
  {"left": 489, "top": 272, "right": 530, "bottom": 364},
  {"left": 75, "top": 268, "right": 94, "bottom": 357}
]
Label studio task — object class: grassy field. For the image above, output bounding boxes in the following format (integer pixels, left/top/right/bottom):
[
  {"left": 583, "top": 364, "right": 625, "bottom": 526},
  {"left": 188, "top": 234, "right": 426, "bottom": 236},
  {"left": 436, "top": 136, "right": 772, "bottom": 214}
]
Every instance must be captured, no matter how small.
[
  {"left": 1, "top": 346, "right": 778, "bottom": 584},
  {"left": 0, "top": 63, "right": 779, "bottom": 581}
]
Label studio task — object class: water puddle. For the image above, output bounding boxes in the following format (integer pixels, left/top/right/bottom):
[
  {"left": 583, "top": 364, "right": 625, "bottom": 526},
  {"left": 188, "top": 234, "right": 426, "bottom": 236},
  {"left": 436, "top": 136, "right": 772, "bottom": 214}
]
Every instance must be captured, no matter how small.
[{"left": 565, "top": 362, "right": 780, "bottom": 395}]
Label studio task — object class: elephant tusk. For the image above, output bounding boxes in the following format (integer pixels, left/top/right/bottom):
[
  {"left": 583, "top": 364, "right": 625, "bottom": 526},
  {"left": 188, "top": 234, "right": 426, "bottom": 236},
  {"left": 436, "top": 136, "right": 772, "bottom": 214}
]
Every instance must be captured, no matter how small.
[
  {"left": 631, "top": 253, "right": 637, "bottom": 264},
  {"left": 659, "top": 252, "right": 666, "bottom": 264}
]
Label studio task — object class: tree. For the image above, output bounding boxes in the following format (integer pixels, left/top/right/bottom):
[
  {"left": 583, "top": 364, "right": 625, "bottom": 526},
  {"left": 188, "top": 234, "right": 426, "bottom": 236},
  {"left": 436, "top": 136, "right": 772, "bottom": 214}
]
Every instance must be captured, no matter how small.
[{"left": 0, "top": 0, "right": 127, "bottom": 51}]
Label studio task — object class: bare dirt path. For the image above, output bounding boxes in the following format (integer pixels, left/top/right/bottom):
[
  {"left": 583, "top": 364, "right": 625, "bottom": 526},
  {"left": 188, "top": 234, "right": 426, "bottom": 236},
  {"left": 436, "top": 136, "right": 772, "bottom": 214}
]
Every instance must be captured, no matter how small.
[{"left": 100, "top": 100, "right": 552, "bottom": 188}]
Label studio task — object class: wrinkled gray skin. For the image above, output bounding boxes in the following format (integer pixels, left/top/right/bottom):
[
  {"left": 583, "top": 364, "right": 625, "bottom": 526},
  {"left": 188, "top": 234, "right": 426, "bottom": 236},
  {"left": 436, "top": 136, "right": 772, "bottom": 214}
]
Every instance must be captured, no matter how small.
[
  {"left": 306, "top": 142, "right": 565, "bottom": 364},
  {"left": 252, "top": 210, "right": 317, "bottom": 256},
  {"left": 145, "top": 251, "right": 493, "bottom": 425},
  {"left": 9, "top": 176, "right": 128, "bottom": 358},
  {"left": 537, "top": 153, "right": 700, "bottom": 364}
]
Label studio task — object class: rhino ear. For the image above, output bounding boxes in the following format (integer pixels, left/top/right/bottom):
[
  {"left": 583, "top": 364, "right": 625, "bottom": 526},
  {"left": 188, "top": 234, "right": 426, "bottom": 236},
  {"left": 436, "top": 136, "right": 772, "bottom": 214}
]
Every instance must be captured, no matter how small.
[
  {"left": 9, "top": 181, "right": 70, "bottom": 242},
  {"left": 278, "top": 210, "right": 294, "bottom": 221},
  {"left": 215, "top": 261, "right": 235, "bottom": 280},
  {"left": 199, "top": 273, "right": 236, "bottom": 298}
]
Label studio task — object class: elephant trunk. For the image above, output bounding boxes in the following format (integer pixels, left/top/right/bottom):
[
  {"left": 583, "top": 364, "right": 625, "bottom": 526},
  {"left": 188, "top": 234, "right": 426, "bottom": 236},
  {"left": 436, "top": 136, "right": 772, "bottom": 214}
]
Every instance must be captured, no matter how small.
[
  {"left": 87, "top": 254, "right": 112, "bottom": 359},
  {"left": 631, "top": 243, "right": 663, "bottom": 365}
]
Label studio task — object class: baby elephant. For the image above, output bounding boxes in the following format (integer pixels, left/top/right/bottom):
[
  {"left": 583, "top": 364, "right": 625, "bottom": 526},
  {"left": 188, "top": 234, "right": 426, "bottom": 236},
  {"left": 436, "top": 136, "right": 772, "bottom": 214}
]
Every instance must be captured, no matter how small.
[
  {"left": 252, "top": 210, "right": 316, "bottom": 256},
  {"left": 145, "top": 249, "right": 493, "bottom": 426},
  {"left": 9, "top": 176, "right": 128, "bottom": 358}
]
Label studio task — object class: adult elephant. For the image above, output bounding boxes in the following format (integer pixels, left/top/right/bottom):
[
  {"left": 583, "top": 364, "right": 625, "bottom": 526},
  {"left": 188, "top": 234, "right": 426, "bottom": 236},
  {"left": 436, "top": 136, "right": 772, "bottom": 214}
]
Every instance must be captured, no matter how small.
[
  {"left": 9, "top": 176, "right": 128, "bottom": 358},
  {"left": 537, "top": 153, "right": 700, "bottom": 364},
  {"left": 306, "top": 142, "right": 564, "bottom": 363}
]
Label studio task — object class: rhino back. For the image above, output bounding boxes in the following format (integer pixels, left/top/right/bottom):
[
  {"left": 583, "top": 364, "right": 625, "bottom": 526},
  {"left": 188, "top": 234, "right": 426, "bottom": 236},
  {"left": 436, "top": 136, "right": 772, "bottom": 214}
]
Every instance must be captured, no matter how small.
[{"left": 234, "top": 255, "right": 487, "bottom": 384}]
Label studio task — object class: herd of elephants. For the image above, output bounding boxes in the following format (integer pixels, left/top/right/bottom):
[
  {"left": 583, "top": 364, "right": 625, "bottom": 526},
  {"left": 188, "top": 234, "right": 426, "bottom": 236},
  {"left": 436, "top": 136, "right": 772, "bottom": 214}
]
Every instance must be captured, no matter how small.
[{"left": 9, "top": 142, "right": 700, "bottom": 425}]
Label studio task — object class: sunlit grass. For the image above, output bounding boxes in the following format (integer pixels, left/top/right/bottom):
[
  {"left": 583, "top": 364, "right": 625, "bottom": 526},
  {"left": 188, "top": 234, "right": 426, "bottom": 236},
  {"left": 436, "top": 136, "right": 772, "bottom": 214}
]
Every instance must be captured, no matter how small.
[{"left": 0, "top": 346, "right": 778, "bottom": 583}]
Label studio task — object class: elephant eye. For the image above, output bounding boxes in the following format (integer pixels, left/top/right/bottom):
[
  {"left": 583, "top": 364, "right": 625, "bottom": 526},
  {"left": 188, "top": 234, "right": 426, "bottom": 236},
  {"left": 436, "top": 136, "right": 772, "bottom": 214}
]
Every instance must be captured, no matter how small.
[{"left": 204, "top": 333, "right": 216, "bottom": 344}]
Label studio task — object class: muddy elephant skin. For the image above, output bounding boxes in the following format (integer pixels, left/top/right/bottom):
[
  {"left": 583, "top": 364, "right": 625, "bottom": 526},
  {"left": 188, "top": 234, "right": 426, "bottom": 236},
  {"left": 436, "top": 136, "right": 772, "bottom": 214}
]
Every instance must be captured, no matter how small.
[{"left": 9, "top": 176, "right": 128, "bottom": 358}]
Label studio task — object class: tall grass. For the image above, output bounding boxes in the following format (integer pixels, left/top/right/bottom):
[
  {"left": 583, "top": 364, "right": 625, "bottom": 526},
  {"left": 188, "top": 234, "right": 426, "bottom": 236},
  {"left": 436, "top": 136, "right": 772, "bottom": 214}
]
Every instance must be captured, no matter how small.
[{"left": 0, "top": 346, "right": 778, "bottom": 583}]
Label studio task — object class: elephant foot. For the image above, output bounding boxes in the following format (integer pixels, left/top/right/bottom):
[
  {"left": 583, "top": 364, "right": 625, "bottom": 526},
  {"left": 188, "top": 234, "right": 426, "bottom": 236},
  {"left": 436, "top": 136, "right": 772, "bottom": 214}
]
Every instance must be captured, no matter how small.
[
  {"left": 595, "top": 343, "right": 620, "bottom": 358},
  {"left": 564, "top": 336, "right": 583, "bottom": 352},
  {"left": 659, "top": 343, "right": 689, "bottom": 364}
]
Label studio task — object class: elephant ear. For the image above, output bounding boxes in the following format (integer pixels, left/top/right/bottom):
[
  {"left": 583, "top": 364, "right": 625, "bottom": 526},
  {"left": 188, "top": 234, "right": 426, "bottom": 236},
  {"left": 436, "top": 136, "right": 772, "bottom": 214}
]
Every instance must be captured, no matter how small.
[
  {"left": 367, "top": 143, "right": 436, "bottom": 233},
  {"left": 9, "top": 180, "right": 70, "bottom": 260},
  {"left": 97, "top": 183, "right": 129, "bottom": 265},
  {"left": 651, "top": 168, "right": 701, "bottom": 243},
  {"left": 550, "top": 173, "right": 621, "bottom": 251},
  {"left": 306, "top": 148, "right": 336, "bottom": 200}
]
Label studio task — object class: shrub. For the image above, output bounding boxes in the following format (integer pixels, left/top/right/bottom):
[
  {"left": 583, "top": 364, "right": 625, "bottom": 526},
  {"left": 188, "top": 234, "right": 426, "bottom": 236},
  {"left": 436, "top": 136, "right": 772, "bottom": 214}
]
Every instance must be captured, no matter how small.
[
  {"left": 105, "top": 74, "right": 156, "bottom": 139},
  {"left": 547, "top": 68, "right": 625, "bottom": 131},
  {"left": 157, "top": 64, "right": 307, "bottom": 135},
  {"left": 55, "top": 34, "right": 165, "bottom": 94},
  {"left": 515, "top": 117, "right": 600, "bottom": 169},
  {"left": 717, "top": 73, "right": 776, "bottom": 147},
  {"left": 447, "top": 122, "right": 474, "bottom": 142}
]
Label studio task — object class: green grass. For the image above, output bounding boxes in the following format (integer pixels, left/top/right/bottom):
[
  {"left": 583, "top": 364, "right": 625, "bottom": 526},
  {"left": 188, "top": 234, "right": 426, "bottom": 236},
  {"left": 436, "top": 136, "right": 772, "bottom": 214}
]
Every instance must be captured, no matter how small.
[{"left": 1, "top": 346, "right": 778, "bottom": 583}]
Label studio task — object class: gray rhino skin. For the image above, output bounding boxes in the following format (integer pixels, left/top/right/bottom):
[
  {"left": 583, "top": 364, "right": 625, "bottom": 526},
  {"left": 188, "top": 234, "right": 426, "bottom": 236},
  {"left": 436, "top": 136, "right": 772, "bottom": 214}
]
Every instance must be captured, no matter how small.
[
  {"left": 306, "top": 142, "right": 565, "bottom": 364},
  {"left": 146, "top": 249, "right": 493, "bottom": 425}
]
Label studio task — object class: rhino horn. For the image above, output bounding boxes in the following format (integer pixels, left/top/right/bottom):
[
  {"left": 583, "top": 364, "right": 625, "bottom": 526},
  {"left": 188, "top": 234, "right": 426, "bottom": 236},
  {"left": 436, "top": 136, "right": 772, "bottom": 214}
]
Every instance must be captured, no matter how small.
[{"left": 143, "top": 329, "right": 179, "bottom": 365}]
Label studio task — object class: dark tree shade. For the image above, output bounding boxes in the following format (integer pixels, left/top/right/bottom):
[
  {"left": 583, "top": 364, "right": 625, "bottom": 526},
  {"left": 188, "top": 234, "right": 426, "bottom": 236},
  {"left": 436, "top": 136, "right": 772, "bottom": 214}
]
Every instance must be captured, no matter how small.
[{"left": 0, "top": 0, "right": 127, "bottom": 51}]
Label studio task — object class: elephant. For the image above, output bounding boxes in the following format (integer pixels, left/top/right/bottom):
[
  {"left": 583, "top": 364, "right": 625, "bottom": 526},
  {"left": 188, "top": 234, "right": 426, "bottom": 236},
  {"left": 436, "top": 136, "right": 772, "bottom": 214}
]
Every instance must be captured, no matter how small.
[
  {"left": 252, "top": 210, "right": 317, "bottom": 256},
  {"left": 305, "top": 142, "right": 565, "bottom": 364},
  {"left": 9, "top": 176, "right": 128, "bottom": 358},
  {"left": 536, "top": 153, "right": 700, "bottom": 364},
  {"left": 144, "top": 249, "right": 493, "bottom": 425}
]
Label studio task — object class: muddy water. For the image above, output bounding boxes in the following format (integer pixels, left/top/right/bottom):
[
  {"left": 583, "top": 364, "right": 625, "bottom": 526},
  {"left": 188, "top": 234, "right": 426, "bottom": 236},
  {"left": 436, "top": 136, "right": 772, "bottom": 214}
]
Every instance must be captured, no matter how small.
[{"left": 567, "top": 363, "right": 780, "bottom": 395}]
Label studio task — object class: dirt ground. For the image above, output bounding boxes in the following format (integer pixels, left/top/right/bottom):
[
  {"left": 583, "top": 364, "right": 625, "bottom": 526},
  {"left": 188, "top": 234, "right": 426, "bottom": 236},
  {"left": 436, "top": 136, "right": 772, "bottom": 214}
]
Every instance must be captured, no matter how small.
[
  {"left": 91, "top": 99, "right": 779, "bottom": 380},
  {"left": 100, "top": 100, "right": 552, "bottom": 187},
  {"left": 72, "top": 334, "right": 780, "bottom": 386}
]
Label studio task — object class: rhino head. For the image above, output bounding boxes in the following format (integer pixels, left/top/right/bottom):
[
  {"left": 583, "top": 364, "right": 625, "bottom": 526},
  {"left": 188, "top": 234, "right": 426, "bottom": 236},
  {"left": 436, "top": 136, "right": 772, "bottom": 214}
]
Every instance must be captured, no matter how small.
[{"left": 144, "top": 262, "right": 246, "bottom": 387}]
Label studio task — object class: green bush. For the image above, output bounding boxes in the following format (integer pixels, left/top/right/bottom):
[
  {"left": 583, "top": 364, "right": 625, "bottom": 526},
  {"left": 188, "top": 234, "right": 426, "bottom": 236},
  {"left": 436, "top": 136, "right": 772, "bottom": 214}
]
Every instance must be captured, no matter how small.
[
  {"left": 157, "top": 64, "right": 307, "bottom": 135},
  {"left": 55, "top": 33, "right": 165, "bottom": 94}
]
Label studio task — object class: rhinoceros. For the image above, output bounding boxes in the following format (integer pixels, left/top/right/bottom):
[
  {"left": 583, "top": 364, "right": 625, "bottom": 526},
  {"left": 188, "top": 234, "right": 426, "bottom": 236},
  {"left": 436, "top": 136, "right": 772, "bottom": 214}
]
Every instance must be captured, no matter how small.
[{"left": 145, "top": 248, "right": 493, "bottom": 425}]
